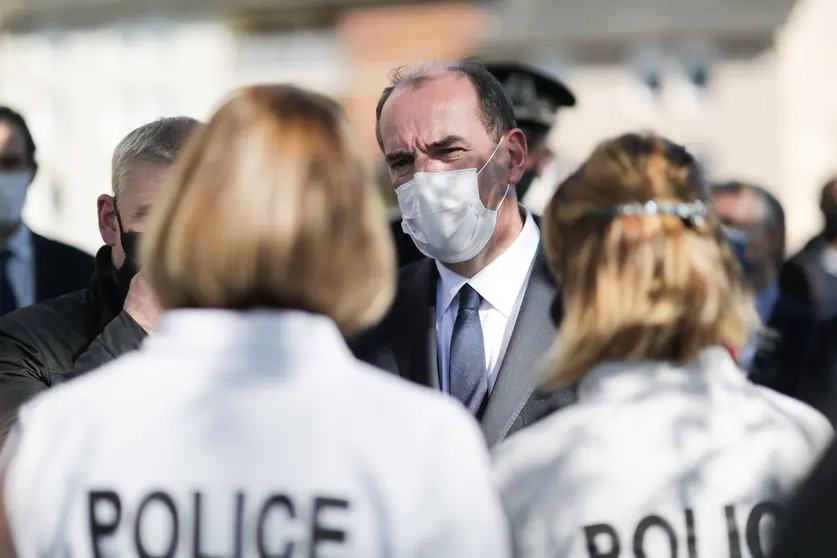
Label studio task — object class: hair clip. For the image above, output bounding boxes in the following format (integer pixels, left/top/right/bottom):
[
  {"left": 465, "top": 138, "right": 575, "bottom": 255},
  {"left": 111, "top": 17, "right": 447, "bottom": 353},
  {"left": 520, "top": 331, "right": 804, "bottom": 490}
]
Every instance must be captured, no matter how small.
[{"left": 592, "top": 200, "right": 709, "bottom": 228}]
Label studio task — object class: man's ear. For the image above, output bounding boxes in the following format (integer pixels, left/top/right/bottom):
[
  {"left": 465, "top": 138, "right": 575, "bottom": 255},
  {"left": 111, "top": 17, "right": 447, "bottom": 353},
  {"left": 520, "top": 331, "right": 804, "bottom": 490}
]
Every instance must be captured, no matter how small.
[
  {"left": 97, "top": 194, "right": 118, "bottom": 248},
  {"left": 505, "top": 128, "right": 528, "bottom": 185}
]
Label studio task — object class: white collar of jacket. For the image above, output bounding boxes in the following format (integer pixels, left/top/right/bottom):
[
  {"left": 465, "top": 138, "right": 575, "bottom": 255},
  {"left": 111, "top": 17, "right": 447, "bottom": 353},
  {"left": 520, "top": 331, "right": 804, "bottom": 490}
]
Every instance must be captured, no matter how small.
[
  {"left": 142, "top": 308, "right": 352, "bottom": 364},
  {"left": 576, "top": 347, "right": 744, "bottom": 404}
]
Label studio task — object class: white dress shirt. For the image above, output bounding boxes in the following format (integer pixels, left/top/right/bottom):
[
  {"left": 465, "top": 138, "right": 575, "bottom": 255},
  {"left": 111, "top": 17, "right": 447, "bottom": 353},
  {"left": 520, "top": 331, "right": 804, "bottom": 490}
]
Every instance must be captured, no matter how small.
[
  {"left": 436, "top": 209, "right": 540, "bottom": 394},
  {"left": 493, "top": 348, "right": 833, "bottom": 558},
  {"left": 2, "top": 309, "right": 510, "bottom": 558},
  {"left": 2, "top": 224, "right": 34, "bottom": 308}
]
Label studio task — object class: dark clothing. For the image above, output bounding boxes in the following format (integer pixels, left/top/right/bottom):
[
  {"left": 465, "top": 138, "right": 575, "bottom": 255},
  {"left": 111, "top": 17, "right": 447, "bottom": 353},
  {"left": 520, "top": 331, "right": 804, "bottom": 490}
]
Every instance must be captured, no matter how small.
[
  {"left": 749, "top": 295, "right": 819, "bottom": 396},
  {"left": 780, "top": 235, "right": 837, "bottom": 319},
  {"left": 761, "top": 313, "right": 837, "bottom": 425},
  {"left": 350, "top": 236, "right": 575, "bottom": 447},
  {"left": 32, "top": 232, "right": 94, "bottom": 302},
  {"left": 770, "top": 440, "right": 837, "bottom": 558},
  {"left": 389, "top": 213, "right": 424, "bottom": 269},
  {"left": 0, "top": 246, "right": 146, "bottom": 433}
]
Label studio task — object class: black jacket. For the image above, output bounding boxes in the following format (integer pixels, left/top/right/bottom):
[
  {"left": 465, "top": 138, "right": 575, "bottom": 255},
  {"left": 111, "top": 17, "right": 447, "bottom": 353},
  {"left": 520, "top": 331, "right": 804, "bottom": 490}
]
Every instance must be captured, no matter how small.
[
  {"left": 771, "top": 439, "right": 837, "bottom": 558},
  {"left": 32, "top": 231, "right": 94, "bottom": 302},
  {"left": 0, "top": 246, "right": 146, "bottom": 433}
]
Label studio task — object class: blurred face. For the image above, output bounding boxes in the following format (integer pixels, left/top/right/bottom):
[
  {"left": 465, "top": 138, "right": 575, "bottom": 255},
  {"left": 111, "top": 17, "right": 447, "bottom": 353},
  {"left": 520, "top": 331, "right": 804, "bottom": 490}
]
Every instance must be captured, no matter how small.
[
  {"left": 379, "top": 70, "right": 525, "bottom": 211},
  {"left": 525, "top": 136, "right": 554, "bottom": 175},
  {"left": 0, "top": 119, "right": 34, "bottom": 238},
  {"left": 712, "top": 188, "right": 776, "bottom": 283},
  {"left": 98, "top": 161, "right": 171, "bottom": 269}
]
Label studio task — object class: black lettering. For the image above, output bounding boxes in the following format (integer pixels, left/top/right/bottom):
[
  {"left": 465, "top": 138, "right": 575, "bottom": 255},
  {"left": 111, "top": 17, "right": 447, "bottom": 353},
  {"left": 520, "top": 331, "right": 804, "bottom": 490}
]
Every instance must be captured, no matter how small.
[
  {"left": 685, "top": 509, "right": 698, "bottom": 558},
  {"left": 135, "top": 492, "right": 179, "bottom": 558},
  {"left": 193, "top": 493, "right": 223, "bottom": 558},
  {"left": 725, "top": 505, "right": 742, "bottom": 558},
  {"left": 257, "top": 495, "right": 295, "bottom": 558},
  {"left": 583, "top": 524, "right": 620, "bottom": 558},
  {"left": 633, "top": 515, "right": 677, "bottom": 558},
  {"left": 233, "top": 492, "right": 245, "bottom": 558},
  {"left": 311, "top": 497, "right": 350, "bottom": 558},
  {"left": 746, "top": 502, "right": 782, "bottom": 558},
  {"left": 89, "top": 491, "right": 122, "bottom": 558}
]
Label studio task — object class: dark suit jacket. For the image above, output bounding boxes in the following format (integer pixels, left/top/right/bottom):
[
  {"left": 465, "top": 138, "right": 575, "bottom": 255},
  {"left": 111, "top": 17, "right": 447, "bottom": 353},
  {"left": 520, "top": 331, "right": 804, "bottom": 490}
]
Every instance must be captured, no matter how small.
[
  {"left": 31, "top": 231, "right": 95, "bottom": 302},
  {"left": 351, "top": 239, "right": 575, "bottom": 447},
  {"left": 780, "top": 235, "right": 837, "bottom": 319}
]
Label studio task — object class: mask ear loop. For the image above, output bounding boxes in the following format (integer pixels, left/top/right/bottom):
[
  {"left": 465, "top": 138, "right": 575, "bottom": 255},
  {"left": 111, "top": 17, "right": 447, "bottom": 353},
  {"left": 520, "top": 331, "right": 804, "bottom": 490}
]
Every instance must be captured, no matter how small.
[
  {"left": 476, "top": 137, "right": 510, "bottom": 212},
  {"left": 477, "top": 136, "right": 505, "bottom": 175}
]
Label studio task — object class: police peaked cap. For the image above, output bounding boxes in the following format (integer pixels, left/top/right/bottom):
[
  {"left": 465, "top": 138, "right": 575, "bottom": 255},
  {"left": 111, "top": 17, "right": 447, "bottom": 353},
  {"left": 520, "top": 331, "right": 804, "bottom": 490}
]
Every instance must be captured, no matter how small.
[{"left": 486, "top": 63, "right": 576, "bottom": 129}]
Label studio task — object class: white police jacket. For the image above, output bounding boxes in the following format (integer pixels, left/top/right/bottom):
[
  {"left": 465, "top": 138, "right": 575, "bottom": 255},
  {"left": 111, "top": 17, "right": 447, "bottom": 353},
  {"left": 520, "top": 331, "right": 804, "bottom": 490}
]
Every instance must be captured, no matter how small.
[
  {"left": 492, "top": 348, "right": 833, "bottom": 558},
  {"left": 2, "top": 309, "right": 510, "bottom": 558}
]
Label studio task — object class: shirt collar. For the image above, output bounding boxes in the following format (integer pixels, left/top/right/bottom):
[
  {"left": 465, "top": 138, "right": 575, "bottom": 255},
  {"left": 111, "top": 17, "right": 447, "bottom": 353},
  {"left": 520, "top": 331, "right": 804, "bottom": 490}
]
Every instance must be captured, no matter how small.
[
  {"left": 146, "top": 308, "right": 351, "bottom": 361},
  {"left": 436, "top": 208, "right": 540, "bottom": 317},
  {"left": 576, "top": 347, "right": 745, "bottom": 403},
  {"left": 3, "top": 224, "right": 31, "bottom": 263}
]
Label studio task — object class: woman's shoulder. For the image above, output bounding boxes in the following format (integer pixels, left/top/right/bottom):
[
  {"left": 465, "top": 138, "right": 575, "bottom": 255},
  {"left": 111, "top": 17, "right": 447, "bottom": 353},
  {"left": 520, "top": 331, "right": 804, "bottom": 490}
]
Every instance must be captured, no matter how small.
[{"left": 747, "top": 383, "right": 834, "bottom": 450}]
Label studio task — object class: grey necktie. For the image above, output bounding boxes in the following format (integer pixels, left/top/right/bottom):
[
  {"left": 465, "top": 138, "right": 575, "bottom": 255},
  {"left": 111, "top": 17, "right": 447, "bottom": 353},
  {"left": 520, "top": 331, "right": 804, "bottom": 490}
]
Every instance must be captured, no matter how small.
[{"left": 449, "top": 284, "right": 487, "bottom": 415}]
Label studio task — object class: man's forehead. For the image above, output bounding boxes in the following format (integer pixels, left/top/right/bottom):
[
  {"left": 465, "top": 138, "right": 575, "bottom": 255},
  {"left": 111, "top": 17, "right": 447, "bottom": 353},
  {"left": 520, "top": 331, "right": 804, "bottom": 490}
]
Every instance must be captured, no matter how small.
[
  {"left": 0, "top": 120, "right": 26, "bottom": 155},
  {"left": 120, "top": 161, "right": 171, "bottom": 205},
  {"left": 381, "top": 72, "right": 484, "bottom": 150},
  {"left": 713, "top": 189, "right": 761, "bottom": 225}
]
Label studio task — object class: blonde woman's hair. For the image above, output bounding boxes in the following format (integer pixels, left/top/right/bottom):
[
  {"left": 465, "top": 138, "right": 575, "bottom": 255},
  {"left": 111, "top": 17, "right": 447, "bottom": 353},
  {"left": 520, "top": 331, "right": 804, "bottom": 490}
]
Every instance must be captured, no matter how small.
[
  {"left": 542, "top": 133, "right": 757, "bottom": 386},
  {"left": 141, "top": 84, "right": 396, "bottom": 337}
]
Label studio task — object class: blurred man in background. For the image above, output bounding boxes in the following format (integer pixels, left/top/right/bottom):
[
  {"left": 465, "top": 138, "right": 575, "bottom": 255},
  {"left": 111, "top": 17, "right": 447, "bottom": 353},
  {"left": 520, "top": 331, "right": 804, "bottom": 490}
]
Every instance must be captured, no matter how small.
[
  {"left": 711, "top": 181, "right": 826, "bottom": 413},
  {"left": 388, "top": 62, "right": 575, "bottom": 268},
  {"left": 712, "top": 181, "right": 785, "bottom": 329},
  {"left": 780, "top": 177, "right": 837, "bottom": 319},
  {"left": 486, "top": 63, "right": 575, "bottom": 202},
  {"left": 0, "top": 106, "right": 93, "bottom": 315},
  {"left": 0, "top": 116, "right": 199, "bottom": 437},
  {"left": 711, "top": 181, "right": 811, "bottom": 376}
]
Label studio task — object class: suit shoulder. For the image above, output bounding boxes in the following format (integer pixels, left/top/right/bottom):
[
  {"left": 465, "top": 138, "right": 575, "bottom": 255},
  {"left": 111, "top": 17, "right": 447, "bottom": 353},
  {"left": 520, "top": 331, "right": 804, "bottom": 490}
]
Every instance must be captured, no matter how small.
[{"left": 32, "top": 233, "right": 93, "bottom": 264}]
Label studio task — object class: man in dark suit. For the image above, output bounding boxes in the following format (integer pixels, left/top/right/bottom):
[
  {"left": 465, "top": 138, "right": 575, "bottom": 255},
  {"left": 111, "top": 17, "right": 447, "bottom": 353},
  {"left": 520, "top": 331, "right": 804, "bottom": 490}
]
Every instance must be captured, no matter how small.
[
  {"left": 0, "top": 106, "right": 93, "bottom": 314},
  {"left": 779, "top": 177, "right": 837, "bottom": 319},
  {"left": 352, "top": 58, "right": 574, "bottom": 447},
  {"left": 388, "top": 62, "right": 576, "bottom": 268}
]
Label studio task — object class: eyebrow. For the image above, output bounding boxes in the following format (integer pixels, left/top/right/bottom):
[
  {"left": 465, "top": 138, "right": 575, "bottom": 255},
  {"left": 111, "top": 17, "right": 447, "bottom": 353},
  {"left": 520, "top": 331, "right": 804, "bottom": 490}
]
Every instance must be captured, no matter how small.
[
  {"left": 131, "top": 204, "right": 152, "bottom": 220},
  {"left": 384, "top": 135, "right": 468, "bottom": 165},
  {"left": 428, "top": 135, "right": 467, "bottom": 150}
]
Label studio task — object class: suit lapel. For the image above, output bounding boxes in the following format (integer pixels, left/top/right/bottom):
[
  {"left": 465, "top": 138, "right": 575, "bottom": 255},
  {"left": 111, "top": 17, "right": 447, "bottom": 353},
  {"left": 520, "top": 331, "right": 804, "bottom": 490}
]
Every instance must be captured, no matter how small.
[
  {"left": 391, "top": 259, "right": 440, "bottom": 389},
  {"left": 481, "top": 252, "right": 557, "bottom": 446}
]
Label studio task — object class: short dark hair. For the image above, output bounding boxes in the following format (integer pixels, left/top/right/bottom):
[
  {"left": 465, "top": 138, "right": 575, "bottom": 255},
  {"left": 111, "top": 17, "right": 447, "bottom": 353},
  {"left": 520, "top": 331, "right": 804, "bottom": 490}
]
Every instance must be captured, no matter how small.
[
  {"left": 374, "top": 57, "right": 517, "bottom": 152},
  {"left": 0, "top": 106, "right": 36, "bottom": 169}
]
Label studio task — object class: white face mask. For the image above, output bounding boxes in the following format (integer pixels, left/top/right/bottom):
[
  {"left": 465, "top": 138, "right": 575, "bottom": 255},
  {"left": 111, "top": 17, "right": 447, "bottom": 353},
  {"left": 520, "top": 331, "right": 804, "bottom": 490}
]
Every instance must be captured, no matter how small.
[
  {"left": 0, "top": 171, "right": 30, "bottom": 228},
  {"left": 396, "top": 139, "right": 508, "bottom": 264}
]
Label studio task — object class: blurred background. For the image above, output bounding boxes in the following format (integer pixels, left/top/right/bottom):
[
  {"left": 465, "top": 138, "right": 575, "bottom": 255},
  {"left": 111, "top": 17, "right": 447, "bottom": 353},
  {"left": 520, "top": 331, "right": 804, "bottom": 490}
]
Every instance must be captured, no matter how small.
[{"left": 0, "top": 0, "right": 833, "bottom": 254}]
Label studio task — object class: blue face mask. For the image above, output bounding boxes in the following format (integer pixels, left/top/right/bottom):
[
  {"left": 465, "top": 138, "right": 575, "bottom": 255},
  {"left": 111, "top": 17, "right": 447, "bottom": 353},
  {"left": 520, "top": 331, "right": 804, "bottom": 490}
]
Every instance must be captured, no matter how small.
[{"left": 723, "top": 226, "right": 754, "bottom": 277}]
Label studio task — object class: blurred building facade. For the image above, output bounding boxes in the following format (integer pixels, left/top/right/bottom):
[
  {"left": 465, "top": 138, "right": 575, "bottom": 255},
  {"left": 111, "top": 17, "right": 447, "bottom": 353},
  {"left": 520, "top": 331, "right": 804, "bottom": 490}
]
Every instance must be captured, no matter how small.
[
  {"left": 485, "top": 0, "right": 837, "bottom": 252},
  {"left": 0, "top": 0, "right": 832, "bottom": 252}
]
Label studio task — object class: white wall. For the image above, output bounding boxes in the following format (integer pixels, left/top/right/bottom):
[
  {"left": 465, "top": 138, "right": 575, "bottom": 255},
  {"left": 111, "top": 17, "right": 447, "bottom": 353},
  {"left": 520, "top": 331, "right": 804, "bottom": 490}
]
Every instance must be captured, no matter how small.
[
  {"left": 0, "top": 21, "right": 349, "bottom": 254},
  {"left": 775, "top": 0, "right": 837, "bottom": 250}
]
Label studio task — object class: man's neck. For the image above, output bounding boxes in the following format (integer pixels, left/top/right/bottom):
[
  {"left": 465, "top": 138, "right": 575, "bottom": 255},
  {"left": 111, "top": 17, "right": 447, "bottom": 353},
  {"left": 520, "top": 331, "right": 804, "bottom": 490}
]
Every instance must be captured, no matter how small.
[{"left": 443, "top": 203, "right": 525, "bottom": 278}]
